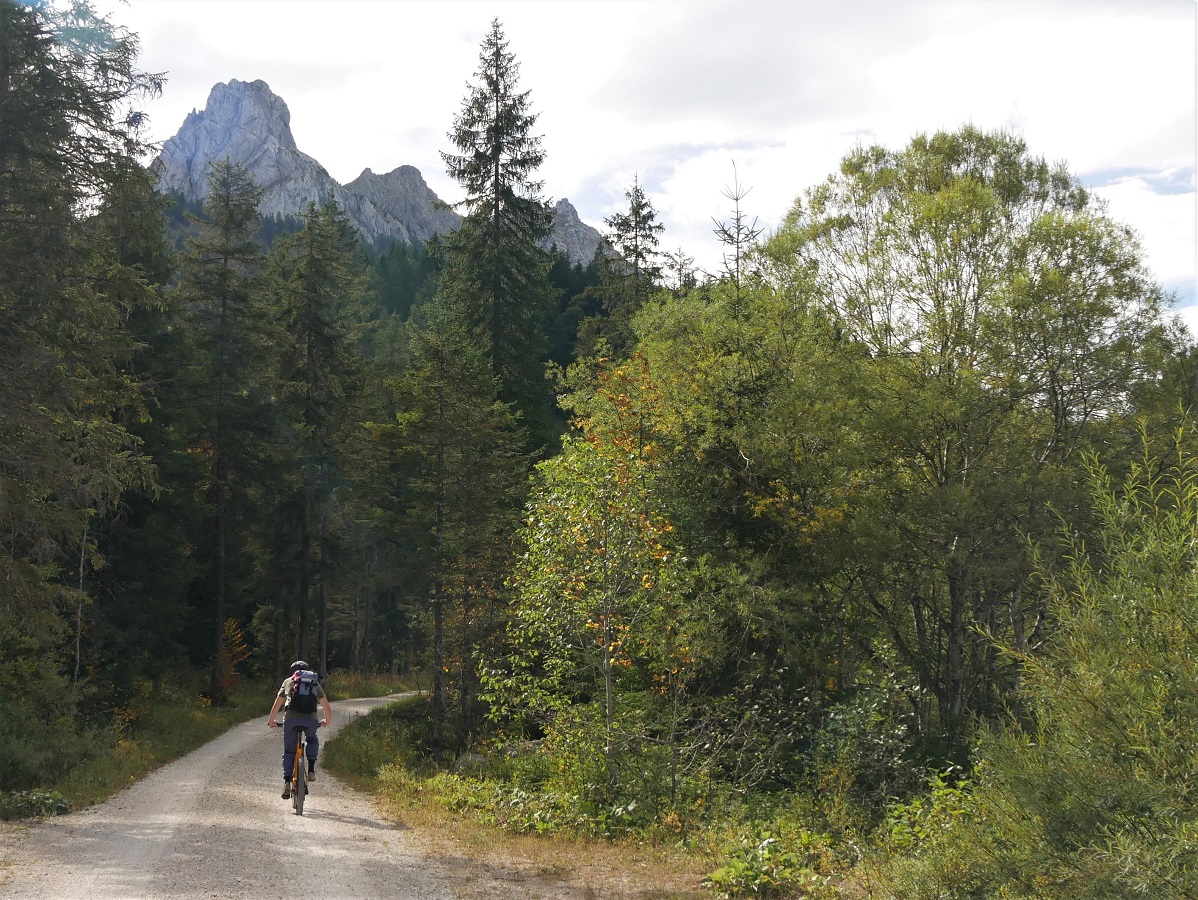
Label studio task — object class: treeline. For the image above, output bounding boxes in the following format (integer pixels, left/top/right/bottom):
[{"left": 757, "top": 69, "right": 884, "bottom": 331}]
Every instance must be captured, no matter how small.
[
  {"left": 0, "top": 3, "right": 594, "bottom": 787},
  {"left": 4, "top": 4, "right": 1196, "bottom": 894}
]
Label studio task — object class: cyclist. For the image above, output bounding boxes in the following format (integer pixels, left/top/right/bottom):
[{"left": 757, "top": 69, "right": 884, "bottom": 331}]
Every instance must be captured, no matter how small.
[{"left": 268, "top": 660, "right": 332, "bottom": 799}]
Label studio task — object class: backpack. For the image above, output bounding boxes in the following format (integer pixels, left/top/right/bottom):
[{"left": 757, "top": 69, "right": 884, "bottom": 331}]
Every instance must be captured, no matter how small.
[{"left": 288, "top": 669, "right": 320, "bottom": 715}]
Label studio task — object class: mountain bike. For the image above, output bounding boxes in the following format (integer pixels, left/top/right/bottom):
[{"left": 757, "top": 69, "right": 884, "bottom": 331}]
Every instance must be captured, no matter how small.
[{"left": 273, "top": 721, "right": 320, "bottom": 815}]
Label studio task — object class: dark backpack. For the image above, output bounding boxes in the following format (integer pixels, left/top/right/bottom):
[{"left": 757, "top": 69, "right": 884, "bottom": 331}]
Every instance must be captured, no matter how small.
[{"left": 289, "top": 669, "right": 320, "bottom": 715}]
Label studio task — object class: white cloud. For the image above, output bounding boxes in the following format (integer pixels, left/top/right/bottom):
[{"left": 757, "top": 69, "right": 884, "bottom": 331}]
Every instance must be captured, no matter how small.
[
  {"left": 97, "top": 0, "right": 1194, "bottom": 295},
  {"left": 1095, "top": 175, "right": 1197, "bottom": 304}
]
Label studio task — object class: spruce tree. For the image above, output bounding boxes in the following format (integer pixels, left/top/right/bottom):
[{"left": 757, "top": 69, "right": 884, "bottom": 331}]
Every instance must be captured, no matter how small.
[
  {"left": 440, "top": 18, "right": 557, "bottom": 440},
  {"left": 578, "top": 175, "right": 664, "bottom": 356},
  {"left": 390, "top": 298, "right": 527, "bottom": 743},
  {"left": 0, "top": 0, "right": 161, "bottom": 785},
  {"left": 262, "top": 200, "right": 373, "bottom": 672},
  {"left": 174, "top": 160, "right": 269, "bottom": 699}
]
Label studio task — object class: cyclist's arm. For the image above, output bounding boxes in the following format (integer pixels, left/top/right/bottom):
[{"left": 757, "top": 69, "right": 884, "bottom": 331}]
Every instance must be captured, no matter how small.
[
  {"left": 267, "top": 692, "right": 285, "bottom": 727},
  {"left": 319, "top": 694, "right": 332, "bottom": 728}
]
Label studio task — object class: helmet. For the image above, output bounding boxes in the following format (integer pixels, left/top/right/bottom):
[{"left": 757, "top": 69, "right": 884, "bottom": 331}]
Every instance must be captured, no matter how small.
[{"left": 290, "top": 660, "right": 309, "bottom": 672}]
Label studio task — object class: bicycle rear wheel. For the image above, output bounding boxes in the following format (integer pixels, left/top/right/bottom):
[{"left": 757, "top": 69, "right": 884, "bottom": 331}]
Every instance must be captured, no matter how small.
[{"left": 293, "top": 739, "right": 306, "bottom": 816}]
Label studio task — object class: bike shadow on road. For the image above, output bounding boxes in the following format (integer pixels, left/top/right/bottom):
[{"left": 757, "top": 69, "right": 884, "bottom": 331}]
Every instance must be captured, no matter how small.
[{"left": 299, "top": 809, "right": 407, "bottom": 831}]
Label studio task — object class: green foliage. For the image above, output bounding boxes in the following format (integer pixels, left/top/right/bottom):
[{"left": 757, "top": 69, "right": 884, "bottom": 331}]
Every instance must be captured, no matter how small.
[
  {"left": 0, "top": 0, "right": 162, "bottom": 789},
  {"left": 880, "top": 769, "right": 972, "bottom": 858},
  {"left": 321, "top": 670, "right": 413, "bottom": 701},
  {"left": 372, "top": 239, "right": 440, "bottom": 319},
  {"left": 49, "top": 674, "right": 267, "bottom": 811},
  {"left": 439, "top": 18, "right": 558, "bottom": 442},
  {"left": 0, "top": 790, "right": 71, "bottom": 821},
  {"left": 803, "top": 670, "right": 925, "bottom": 830},
  {"left": 872, "top": 428, "right": 1198, "bottom": 898},
  {"left": 704, "top": 832, "right": 836, "bottom": 899},
  {"left": 578, "top": 175, "right": 664, "bottom": 356},
  {"left": 321, "top": 694, "right": 431, "bottom": 780}
]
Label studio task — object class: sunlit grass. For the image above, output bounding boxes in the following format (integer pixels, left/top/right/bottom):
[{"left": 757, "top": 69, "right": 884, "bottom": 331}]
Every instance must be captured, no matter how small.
[
  {"left": 48, "top": 677, "right": 267, "bottom": 812},
  {"left": 322, "top": 668, "right": 422, "bottom": 701}
]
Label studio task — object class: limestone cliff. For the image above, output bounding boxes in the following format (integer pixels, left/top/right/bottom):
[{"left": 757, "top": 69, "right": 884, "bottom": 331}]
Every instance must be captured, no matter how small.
[{"left": 152, "top": 79, "right": 601, "bottom": 264}]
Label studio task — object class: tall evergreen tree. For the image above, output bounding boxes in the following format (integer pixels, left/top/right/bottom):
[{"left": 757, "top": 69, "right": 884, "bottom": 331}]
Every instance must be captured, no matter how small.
[
  {"left": 0, "top": 0, "right": 161, "bottom": 786},
  {"left": 389, "top": 299, "right": 527, "bottom": 743},
  {"left": 578, "top": 175, "right": 664, "bottom": 356},
  {"left": 439, "top": 18, "right": 557, "bottom": 440},
  {"left": 174, "top": 160, "right": 268, "bottom": 698},
  {"left": 262, "top": 200, "right": 373, "bottom": 673}
]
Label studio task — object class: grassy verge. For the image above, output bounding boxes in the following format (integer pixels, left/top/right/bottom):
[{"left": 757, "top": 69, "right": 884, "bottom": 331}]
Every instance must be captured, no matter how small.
[
  {"left": 44, "top": 677, "right": 269, "bottom": 814},
  {"left": 323, "top": 697, "right": 710, "bottom": 899},
  {"left": 323, "top": 669, "right": 421, "bottom": 701}
]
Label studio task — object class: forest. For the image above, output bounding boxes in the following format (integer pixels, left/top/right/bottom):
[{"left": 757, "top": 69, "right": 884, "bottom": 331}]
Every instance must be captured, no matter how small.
[{"left": 2, "top": 2, "right": 1195, "bottom": 896}]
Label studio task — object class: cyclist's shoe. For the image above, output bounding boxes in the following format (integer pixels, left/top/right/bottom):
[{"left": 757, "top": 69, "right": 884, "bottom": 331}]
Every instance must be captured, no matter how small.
[
  {"left": 307, "top": 768, "right": 316, "bottom": 783},
  {"left": 282, "top": 781, "right": 292, "bottom": 800}
]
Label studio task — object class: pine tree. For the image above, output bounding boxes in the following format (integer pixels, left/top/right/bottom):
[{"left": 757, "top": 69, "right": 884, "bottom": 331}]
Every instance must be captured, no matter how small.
[
  {"left": 262, "top": 200, "right": 373, "bottom": 672},
  {"left": 439, "top": 18, "right": 557, "bottom": 439},
  {"left": 174, "top": 159, "right": 269, "bottom": 699},
  {"left": 0, "top": 0, "right": 161, "bottom": 786}
]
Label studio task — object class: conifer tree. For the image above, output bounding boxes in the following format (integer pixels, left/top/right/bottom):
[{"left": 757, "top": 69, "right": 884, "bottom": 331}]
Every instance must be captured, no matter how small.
[
  {"left": 440, "top": 18, "right": 557, "bottom": 439},
  {"left": 578, "top": 175, "right": 664, "bottom": 356},
  {"left": 0, "top": 0, "right": 161, "bottom": 785},
  {"left": 389, "top": 298, "right": 527, "bottom": 742},
  {"left": 262, "top": 200, "right": 373, "bottom": 671},
  {"left": 175, "top": 160, "right": 269, "bottom": 699}
]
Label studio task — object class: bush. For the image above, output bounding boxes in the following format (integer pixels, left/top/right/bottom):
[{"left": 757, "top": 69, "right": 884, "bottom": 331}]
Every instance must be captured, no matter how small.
[
  {"left": 322, "top": 694, "right": 432, "bottom": 781},
  {"left": 0, "top": 789, "right": 70, "bottom": 820},
  {"left": 705, "top": 830, "right": 838, "bottom": 898},
  {"left": 869, "top": 432, "right": 1198, "bottom": 898},
  {"left": 803, "top": 668, "right": 924, "bottom": 832}
]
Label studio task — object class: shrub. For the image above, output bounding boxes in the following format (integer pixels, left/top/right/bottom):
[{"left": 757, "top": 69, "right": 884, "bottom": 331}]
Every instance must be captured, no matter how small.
[
  {"left": 705, "top": 830, "right": 838, "bottom": 898},
  {"left": 870, "top": 431, "right": 1198, "bottom": 898},
  {"left": 0, "top": 789, "right": 71, "bottom": 820}
]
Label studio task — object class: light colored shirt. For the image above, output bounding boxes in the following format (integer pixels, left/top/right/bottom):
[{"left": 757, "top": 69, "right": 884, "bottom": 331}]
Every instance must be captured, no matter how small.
[{"left": 277, "top": 675, "right": 327, "bottom": 720}]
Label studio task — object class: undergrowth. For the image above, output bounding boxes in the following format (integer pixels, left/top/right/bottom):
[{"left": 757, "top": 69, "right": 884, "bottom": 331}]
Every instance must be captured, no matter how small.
[
  {"left": 323, "top": 697, "right": 867, "bottom": 898},
  {"left": 323, "top": 669, "right": 419, "bottom": 701},
  {"left": 36, "top": 675, "right": 269, "bottom": 815}
]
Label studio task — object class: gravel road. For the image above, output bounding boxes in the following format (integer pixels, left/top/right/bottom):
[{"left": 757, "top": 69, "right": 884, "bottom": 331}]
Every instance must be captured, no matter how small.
[{"left": 0, "top": 694, "right": 528, "bottom": 900}]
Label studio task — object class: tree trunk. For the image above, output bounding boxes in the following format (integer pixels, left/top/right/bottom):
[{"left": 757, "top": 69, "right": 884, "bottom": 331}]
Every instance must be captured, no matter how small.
[{"left": 298, "top": 488, "right": 311, "bottom": 659}]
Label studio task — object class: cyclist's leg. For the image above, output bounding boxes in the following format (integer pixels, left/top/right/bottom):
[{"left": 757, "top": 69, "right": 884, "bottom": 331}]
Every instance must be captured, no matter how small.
[
  {"left": 303, "top": 718, "right": 319, "bottom": 774},
  {"left": 282, "top": 720, "right": 302, "bottom": 779}
]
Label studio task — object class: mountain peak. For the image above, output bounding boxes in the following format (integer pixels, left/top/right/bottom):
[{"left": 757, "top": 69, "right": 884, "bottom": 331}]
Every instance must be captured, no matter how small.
[{"left": 152, "top": 80, "right": 602, "bottom": 263}]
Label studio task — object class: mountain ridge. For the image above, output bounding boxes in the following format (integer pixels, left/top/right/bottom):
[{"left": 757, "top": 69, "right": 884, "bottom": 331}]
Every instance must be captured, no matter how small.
[{"left": 151, "top": 79, "right": 602, "bottom": 264}]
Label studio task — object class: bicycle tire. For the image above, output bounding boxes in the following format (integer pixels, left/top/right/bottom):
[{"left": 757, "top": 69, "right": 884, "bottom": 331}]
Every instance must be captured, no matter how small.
[{"left": 293, "top": 735, "right": 306, "bottom": 816}]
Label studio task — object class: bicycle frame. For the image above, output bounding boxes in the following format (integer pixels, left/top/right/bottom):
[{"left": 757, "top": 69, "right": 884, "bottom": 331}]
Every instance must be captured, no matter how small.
[{"left": 291, "top": 726, "right": 308, "bottom": 815}]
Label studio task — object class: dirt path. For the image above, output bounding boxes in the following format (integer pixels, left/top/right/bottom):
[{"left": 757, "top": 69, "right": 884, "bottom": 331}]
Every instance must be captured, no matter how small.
[{"left": 0, "top": 695, "right": 569, "bottom": 899}]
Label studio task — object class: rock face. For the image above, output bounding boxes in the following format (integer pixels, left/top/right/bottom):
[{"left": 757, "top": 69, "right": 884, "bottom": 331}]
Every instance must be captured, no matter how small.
[
  {"left": 547, "top": 198, "right": 602, "bottom": 265},
  {"left": 152, "top": 79, "right": 601, "bottom": 264},
  {"left": 344, "top": 165, "right": 460, "bottom": 246}
]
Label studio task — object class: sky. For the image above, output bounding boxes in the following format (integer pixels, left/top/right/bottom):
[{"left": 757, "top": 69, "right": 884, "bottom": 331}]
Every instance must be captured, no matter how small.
[{"left": 96, "top": 0, "right": 1196, "bottom": 320}]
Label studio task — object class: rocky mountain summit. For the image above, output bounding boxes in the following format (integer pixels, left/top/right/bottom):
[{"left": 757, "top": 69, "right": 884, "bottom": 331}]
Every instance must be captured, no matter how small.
[{"left": 152, "top": 79, "right": 601, "bottom": 264}]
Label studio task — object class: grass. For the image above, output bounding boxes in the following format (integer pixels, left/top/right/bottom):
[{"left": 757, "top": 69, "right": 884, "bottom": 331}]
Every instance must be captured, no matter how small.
[
  {"left": 323, "top": 696, "right": 710, "bottom": 899},
  {"left": 322, "top": 669, "right": 421, "bottom": 701},
  {"left": 47, "top": 676, "right": 268, "bottom": 812}
]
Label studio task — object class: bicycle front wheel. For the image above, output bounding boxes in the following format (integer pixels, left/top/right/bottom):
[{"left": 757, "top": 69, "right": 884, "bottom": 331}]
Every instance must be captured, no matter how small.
[{"left": 293, "top": 746, "right": 306, "bottom": 816}]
